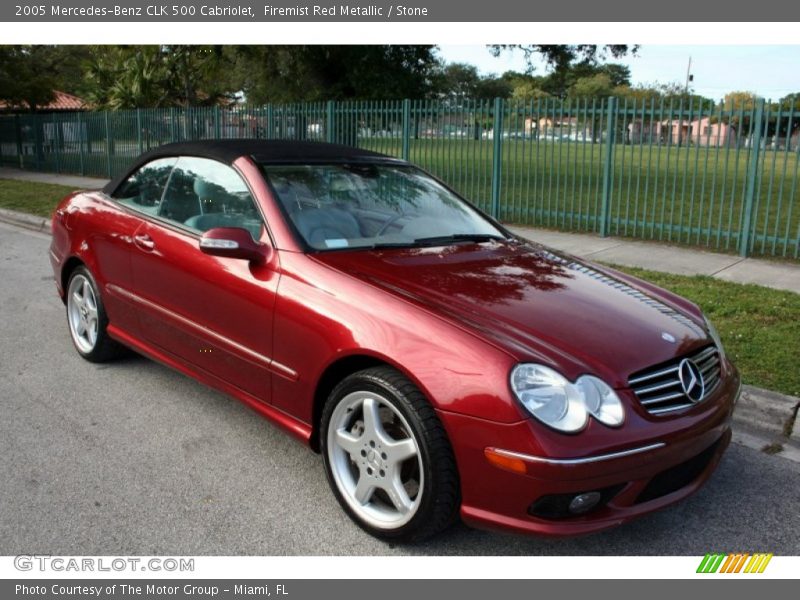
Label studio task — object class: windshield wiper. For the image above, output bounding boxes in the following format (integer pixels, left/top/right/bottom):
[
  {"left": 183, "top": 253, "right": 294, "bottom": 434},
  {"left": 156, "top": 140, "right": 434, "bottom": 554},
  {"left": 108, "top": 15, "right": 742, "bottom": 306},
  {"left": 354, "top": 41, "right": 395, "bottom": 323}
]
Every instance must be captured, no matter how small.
[
  {"left": 412, "top": 233, "right": 506, "bottom": 246},
  {"left": 363, "top": 233, "right": 506, "bottom": 251},
  {"left": 365, "top": 241, "right": 421, "bottom": 250}
]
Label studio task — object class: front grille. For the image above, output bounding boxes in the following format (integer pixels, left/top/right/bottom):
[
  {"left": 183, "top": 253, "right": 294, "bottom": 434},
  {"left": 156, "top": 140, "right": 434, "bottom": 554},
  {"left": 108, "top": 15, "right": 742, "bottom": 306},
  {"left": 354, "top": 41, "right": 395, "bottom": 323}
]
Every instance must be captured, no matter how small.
[{"left": 629, "top": 345, "right": 721, "bottom": 416}]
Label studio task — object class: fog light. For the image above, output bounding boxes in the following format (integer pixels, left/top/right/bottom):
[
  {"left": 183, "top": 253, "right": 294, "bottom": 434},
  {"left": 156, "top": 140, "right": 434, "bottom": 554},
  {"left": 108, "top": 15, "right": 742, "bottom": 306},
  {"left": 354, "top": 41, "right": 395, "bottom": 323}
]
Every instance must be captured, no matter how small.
[
  {"left": 529, "top": 485, "right": 624, "bottom": 519},
  {"left": 568, "top": 492, "right": 602, "bottom": 514}
]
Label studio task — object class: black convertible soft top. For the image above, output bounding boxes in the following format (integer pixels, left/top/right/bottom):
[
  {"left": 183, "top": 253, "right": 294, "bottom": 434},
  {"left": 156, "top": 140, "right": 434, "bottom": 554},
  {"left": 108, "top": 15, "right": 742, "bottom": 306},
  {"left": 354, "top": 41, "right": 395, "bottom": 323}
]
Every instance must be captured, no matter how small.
[{"left": 103, "top": 139, "right": 397, "bottom": 194}]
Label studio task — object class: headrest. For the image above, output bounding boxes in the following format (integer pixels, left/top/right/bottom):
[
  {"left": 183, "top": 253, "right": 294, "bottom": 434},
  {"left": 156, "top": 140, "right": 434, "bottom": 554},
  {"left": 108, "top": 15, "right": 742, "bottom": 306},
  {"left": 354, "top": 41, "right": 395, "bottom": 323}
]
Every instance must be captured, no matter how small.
[{"left": 193, "top": 178, "right": 227, "bottom": 202}]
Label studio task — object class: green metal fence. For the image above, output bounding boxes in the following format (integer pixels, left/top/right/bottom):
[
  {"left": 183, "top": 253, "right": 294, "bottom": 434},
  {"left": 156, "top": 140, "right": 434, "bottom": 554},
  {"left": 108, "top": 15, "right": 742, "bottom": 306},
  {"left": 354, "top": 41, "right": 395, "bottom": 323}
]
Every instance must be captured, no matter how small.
[{"left": 1, "top": 97, "right": 799, "bottom": 258}]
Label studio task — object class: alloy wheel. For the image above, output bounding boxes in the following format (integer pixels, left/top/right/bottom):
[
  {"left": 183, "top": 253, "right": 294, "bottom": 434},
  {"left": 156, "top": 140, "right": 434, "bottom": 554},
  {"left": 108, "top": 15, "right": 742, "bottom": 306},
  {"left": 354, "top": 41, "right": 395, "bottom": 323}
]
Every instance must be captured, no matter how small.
[
  {"left": 327, "top": 391, "right": 424, "bottom": 529},
  {"left": 67, "top": 274, "right": 99, "bottom": 354}
]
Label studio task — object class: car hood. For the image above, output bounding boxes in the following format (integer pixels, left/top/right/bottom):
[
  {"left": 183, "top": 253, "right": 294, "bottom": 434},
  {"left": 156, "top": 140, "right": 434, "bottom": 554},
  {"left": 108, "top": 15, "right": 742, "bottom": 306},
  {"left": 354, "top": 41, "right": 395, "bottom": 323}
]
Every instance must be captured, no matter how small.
[{"left": 313, "top": 239, "right": 711, "bottom": 387}]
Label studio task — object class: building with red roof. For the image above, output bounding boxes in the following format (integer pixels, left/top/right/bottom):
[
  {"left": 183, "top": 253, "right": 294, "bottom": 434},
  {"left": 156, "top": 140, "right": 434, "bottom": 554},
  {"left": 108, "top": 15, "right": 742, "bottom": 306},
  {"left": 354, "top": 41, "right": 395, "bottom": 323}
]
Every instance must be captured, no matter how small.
[{"left": 0, "top": 90, "right": 87, "bottom": 112}]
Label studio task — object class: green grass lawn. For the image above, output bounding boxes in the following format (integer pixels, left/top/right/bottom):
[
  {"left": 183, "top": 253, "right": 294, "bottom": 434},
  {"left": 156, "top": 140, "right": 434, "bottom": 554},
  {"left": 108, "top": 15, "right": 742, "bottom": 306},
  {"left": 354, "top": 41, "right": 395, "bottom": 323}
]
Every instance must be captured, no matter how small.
[
  {"left": 363, "top": 138, "right": 800, "bottom": 259},
  {"left": 5, "top": 135, "right": 798, "bottom": 258},
  {"left": 613, "top": 265, "right": 800, "bottom": 398},
  {"left": 0, "top": 178, "right": 75, "bottom": 217},
  {"left": 0, "top": 176, "right": 797, "bottom": 397}
]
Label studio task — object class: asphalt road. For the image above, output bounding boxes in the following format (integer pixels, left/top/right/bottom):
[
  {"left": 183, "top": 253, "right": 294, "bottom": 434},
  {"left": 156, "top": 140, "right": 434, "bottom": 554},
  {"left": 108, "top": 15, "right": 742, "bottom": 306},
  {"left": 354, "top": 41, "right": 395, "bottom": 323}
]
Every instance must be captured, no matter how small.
[{"left": 1, "top": 220, "right": 798, "bottom": 556}]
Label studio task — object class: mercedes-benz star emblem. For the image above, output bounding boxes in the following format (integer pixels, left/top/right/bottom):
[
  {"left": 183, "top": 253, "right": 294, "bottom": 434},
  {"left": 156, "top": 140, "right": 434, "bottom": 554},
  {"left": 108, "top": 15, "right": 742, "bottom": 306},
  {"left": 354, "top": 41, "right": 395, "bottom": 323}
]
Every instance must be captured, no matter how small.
[{"left": 678, "top": 358, "right": 705, "bottom": 403}]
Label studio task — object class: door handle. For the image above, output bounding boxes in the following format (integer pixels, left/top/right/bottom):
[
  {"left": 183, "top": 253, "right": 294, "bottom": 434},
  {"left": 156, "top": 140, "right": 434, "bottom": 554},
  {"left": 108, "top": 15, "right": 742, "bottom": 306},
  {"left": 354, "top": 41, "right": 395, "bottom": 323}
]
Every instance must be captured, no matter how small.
[{"left": 133, "top": 233, "right": 155, "bottom": 251}]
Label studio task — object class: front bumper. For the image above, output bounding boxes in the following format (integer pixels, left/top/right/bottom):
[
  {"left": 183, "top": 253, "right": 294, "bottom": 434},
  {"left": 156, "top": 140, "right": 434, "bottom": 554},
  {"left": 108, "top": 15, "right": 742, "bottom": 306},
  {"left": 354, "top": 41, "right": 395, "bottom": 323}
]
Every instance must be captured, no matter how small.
[{"left": 439, "top": 366, "right": 740, "bottom": 537}]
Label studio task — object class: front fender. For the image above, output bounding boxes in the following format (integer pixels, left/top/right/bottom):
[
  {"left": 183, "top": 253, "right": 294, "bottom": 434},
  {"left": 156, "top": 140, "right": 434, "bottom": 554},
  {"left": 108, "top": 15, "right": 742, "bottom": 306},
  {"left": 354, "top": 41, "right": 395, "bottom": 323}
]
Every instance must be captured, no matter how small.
[{"left": 269, "top": 251, "right": 526, "bottom": 427}]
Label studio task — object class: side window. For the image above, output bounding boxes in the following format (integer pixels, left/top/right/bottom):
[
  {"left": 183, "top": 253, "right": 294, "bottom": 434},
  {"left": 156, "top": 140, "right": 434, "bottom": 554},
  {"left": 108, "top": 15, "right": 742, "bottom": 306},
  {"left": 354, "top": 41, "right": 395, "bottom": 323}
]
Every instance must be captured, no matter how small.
[
  {"left": 112, "top": 157, "right": 177, "bottom": 215},
  {"left": 159, "top": 157, "right": 264, "bottom": 241}
]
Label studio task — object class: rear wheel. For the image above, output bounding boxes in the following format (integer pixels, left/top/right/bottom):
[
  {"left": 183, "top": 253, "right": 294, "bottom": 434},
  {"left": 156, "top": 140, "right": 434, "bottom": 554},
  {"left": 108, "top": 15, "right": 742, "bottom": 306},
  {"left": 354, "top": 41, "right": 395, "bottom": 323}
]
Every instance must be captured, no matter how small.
[
  {"left": 66, "top": 266, "right": 124, "bottom": 363},
  {"left": 321, "top": 366, "right": 460, "bottom": 542}
]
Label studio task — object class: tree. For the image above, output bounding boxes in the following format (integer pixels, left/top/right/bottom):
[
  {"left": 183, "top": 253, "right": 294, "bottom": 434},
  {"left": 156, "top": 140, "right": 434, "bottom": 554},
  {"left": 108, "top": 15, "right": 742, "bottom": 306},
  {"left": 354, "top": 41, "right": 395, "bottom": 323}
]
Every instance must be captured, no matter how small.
[
  {"left": 0, "top": 46, "right": 89, "bottom": 111},
  {"left": 489, "top": 45, "right": 636, "bottom": 74},
  {"left": 717, "top": 92, "right": 761, "bottom": 133},
  {"left": 432, "top": 64, "right": 514, "bottom": 101},
  {"left": 597, "top": 64, "right": 631, "bottom": 88},
  {"left": 496, "top": 71, "right": 546, "bottom": 101},
  {"left": 484, "top": 53, "right": 632, "bottom": 100},
  {"left": 83, "top": 46, "right": 168, "bottom": 109},
  {"left": 613, "top": 82, "right": 715, "bottom": 109},
  {"left": 473, "top": 76, "right": 513, "bottom": 100},
  {"left": 435, "top": 62, "right": 481, "bottom": 99},
  {"left": 82, "top": 45, "right": 234, "bottom": 109},
  {"left": 229, "top": 46, "right": 440, "bottom": 103},
  {"left": 778, "top": 93, "right": 800, "bottom": 110},
  {"left": 163, "top": 46, "right": 233, "bottom": 107},
  {"left": 723, "top": 91, "right": 758, "bottom": 112},
  {"left": 774, "top": 94, "right": 800, "bottom": 139},
  {"left": 568, "top": 74, "right": 615, "bottom": 98},
  {"left": 488, "top": 46, "right": 635, "bottom": 99},
  {"left": 510, "top": 81, "right": 551, "bottom": 101},
  {"left": 612, "top": 83, "right": 663, "bottom": 102}
]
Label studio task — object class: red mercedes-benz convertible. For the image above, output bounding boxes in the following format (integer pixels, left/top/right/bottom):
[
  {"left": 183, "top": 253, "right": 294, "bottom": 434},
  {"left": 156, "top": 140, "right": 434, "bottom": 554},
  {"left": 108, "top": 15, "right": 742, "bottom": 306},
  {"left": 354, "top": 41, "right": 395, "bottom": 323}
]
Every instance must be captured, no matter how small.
[{"left": 49, "top": 140, "right": 739, "bottom": 542}]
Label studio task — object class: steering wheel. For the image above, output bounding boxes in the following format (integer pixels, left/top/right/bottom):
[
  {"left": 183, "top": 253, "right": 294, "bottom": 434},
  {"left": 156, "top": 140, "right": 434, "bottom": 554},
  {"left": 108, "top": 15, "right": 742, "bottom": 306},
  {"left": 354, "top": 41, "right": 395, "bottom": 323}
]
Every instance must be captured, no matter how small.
[{"left": 375, "top": 213, "right": 408, "bottom": 238}]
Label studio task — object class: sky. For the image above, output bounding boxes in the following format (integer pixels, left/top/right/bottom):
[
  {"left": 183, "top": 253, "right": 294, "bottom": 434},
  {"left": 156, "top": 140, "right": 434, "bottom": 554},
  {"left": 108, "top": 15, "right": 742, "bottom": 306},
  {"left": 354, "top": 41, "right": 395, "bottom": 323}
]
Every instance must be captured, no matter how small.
[{"left": 436, "top": 45, "right": 800, "bottom": 100}]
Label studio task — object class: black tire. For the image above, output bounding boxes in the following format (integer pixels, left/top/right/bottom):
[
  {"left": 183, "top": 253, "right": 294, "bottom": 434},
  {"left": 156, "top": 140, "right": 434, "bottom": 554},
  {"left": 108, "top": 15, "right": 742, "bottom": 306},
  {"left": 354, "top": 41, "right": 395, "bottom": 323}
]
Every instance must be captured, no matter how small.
[
  {"left": 320, "top": 366, "right": 460, "bottom": 542},
  {"left": 65, "top": 266, "right": 125, "bottom": 363}
]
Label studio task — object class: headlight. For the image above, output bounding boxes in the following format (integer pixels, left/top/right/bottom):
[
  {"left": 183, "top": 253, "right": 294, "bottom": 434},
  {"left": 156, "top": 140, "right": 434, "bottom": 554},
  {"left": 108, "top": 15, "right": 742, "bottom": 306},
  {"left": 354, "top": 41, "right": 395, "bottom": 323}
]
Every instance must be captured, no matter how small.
[
  {"left": 575, "top": 375, "right": 625, "bottom": 427},
  {"left": 703, "top": 314, "right": 726, "bottom": 362},
  {"left": 510, "top": 364, "right": 624, "bottom": 433}
]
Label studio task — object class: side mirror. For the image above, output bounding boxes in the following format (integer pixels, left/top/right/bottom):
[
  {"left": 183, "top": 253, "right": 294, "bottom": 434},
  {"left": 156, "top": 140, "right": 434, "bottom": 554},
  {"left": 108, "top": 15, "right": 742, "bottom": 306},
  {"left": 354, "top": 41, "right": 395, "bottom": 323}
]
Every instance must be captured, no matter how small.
[{"left": 199, "top": 227, "right": 270, "bottom": 264}]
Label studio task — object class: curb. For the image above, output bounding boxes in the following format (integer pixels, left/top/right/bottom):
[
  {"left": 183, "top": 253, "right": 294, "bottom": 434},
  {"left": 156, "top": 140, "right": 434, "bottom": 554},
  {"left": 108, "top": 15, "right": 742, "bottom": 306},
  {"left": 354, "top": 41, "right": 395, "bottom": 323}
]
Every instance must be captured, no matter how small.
[
  {"left": 734, "top": 386, "right": 799, "bottom": 462},
  {"left": 1, "top": 207, "right": 798, "bottom": 445},
  {"left": 0, "top": 207, "right": 51, "bottom": 234},
  {"left": 737, "top": 385, "right": 799, "bottom": 440}
]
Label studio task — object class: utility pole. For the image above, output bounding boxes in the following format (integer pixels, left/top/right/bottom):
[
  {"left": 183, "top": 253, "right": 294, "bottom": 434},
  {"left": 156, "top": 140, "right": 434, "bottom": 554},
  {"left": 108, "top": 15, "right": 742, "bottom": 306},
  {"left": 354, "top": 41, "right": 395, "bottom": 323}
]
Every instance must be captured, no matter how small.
[{"left": 684, "top": 56, "right": 693, "bottom": 94}]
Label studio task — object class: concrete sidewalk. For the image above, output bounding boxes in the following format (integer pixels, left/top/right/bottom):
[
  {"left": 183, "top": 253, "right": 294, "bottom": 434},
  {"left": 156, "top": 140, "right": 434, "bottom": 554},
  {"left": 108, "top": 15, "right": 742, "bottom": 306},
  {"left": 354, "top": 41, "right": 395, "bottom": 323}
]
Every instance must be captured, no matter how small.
[
  {"left": 0, "top": 167, "right": 109, "bottom": 190},
  {"left": 509, "top": 226, "right": 800, "bottom": 294},
  {"left": 2, "top": 166, "right": 800, "bottom": 294}
]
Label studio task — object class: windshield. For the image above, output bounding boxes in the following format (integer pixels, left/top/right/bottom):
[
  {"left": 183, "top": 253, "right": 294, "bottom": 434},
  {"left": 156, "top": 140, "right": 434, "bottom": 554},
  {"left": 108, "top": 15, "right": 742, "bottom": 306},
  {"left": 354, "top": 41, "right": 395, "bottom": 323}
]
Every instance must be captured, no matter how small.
[{"left": 261, "top": 163, "right": 506, "bottom": 250}]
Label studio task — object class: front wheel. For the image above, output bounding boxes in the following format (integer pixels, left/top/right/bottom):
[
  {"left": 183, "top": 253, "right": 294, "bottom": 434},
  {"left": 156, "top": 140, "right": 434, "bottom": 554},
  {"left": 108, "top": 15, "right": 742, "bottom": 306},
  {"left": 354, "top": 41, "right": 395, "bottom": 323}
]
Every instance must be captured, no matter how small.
[
  {"left": 321, "top": 366, "right": 460, "bottom": 542},
  {"left": 66, "top": 266, "right": 125, "bottom": 363}
]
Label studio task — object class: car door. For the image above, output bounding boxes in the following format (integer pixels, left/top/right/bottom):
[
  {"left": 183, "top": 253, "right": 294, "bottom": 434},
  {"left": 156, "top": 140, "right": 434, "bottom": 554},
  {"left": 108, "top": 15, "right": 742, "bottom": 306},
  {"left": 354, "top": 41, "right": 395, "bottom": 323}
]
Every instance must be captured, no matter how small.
[
  {"left": 128, "top": 156, "right": 279, "bottom": 403},
  {"left": 99, "top": 156, "right": 178, "bottom": 335}
]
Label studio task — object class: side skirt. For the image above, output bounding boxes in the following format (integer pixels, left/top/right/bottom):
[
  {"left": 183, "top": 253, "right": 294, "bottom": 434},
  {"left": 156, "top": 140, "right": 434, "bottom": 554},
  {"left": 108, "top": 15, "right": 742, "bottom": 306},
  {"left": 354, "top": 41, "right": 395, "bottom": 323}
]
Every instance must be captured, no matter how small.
[{"left": 107, "top": 324, "right": 314, "bottom": 447}]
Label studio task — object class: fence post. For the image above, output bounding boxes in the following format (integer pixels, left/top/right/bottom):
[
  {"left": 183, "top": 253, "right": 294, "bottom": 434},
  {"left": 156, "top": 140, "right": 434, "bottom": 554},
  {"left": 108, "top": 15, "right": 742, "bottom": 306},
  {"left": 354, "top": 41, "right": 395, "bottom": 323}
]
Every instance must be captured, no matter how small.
[
  {"left": 296, "top": 105, "right": 308, "bottom": 141},
  {"left": 34, "top": 114, "right": 43, "bottom": 170},
  {"left": 214, "top": 106, "right": 222, "bottom": 139},
  {"left": 738, "top": 97, "right": 766, "bottom": 257},
  {"left": 169, "top": 108, "right": 176, "bottom": 142},
  {"left": 77, "top": 112, "right": 85, "bottom": 175},
  {"left": 52, "top": 114, "right": 60, "bottom": 173},
  {"left": 401, "top": 99, "right": 411, "bottom": 161},
  {"left": 14, "top": 114, "right": 23, "bottom": 168},
  {"left": 136, "top": 109, "right": 143, "bottom": 155},
  {"left": 326, "top": 100, "right": 336, "bottom": 144},
  {"left": 104, "top": 111, "right": 112, "bottom": 178},
  {"left": 599, "top": 96, "right": 618, "bottom": 237},
  {"left": 490, "top": 97, "right": 504, "bottom": 219},
  {"left": 266, "top": 105, "right": 274, "bottom": 138}
]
